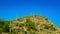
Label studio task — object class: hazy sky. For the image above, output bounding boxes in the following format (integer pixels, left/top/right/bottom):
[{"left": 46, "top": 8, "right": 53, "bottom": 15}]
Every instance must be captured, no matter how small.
[{"left": 0, "top": 0, "right": 60, "bottom": 28}]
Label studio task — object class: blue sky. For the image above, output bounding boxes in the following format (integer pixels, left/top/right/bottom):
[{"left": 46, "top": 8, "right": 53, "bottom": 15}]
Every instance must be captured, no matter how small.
[{"left": 0, "top": 0, "right": 60, "bottom": 28}]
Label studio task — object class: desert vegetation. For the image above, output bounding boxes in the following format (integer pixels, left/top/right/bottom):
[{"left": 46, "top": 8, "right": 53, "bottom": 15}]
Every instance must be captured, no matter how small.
[{"left": 0, "top": 16, "right": 60, "bottom": 34}]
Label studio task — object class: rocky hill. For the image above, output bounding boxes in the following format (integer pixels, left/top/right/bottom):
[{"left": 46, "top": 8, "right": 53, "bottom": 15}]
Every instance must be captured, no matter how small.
[{"left": 11, "top": 16, "right": 60, "bottom": 34}]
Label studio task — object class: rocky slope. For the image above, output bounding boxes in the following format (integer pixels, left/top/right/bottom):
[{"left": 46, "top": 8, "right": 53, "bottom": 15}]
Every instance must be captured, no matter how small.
[{"left": 11, "top": 16, "right": 60, "bottom": 34}]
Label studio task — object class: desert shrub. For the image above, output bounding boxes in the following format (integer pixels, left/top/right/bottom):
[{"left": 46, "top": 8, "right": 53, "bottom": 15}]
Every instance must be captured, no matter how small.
[
  {"left": 43, "top": 24, "right": 56, "bottom": 31},
  {"left": 26, "top": 18, "right": 37, "bottom": 31}
]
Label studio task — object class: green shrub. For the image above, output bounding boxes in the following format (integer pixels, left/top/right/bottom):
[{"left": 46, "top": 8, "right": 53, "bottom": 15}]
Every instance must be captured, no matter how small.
[{"left": 26, "top": 18, "right": 37, "bottom": 31}]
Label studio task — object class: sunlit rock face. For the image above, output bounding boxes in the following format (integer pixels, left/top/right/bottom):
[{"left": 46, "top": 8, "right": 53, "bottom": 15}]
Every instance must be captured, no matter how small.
[{"left": 12, "top": 16, "right": 60, "bottom": 34}]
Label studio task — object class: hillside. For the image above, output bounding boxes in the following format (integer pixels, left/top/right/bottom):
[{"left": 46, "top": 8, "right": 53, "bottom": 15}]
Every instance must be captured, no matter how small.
[{"left": 11, "top": 16, "right": 60, "bottom": 34}]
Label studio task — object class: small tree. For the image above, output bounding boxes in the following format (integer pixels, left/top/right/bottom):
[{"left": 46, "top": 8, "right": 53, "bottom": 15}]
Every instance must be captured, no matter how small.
[
  {"left": 3, "top": 23, "right": 9, "bottom": 32},
  {"left": 2, "top": 21, "right": 9, "bottom": 33}
]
